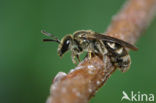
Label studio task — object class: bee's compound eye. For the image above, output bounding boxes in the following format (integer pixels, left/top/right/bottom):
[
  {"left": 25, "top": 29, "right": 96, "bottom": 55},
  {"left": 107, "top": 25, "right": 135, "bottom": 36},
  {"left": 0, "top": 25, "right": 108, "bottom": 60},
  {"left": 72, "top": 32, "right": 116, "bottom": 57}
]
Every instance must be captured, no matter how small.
[
  {"left": 63, "top": 39, "right": 70, "bottom": 50},
  {"left": 66, "top": 40, "right": 70, "bottom": 45},
  {"left": 58, "top": 39, "right": 71, "bottom": 57}
]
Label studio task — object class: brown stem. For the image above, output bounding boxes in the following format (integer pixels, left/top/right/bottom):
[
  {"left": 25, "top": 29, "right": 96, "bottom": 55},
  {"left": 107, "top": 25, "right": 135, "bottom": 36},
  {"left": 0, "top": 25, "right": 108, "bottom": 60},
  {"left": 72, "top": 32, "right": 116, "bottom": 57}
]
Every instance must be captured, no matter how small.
[{"left": 47, "top": 0, "right": 156, "bottom": 103}]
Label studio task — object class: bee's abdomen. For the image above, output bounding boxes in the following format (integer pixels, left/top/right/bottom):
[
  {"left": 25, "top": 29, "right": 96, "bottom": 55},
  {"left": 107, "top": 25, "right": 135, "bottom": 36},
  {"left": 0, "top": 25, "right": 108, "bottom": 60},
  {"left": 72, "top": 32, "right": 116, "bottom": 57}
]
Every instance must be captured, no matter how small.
[
  {"left": 114, "top": 54, "right": 131, "bottom": 72},
  {"left": 104, "top": 41, "right": 131, "bottom": 72}
]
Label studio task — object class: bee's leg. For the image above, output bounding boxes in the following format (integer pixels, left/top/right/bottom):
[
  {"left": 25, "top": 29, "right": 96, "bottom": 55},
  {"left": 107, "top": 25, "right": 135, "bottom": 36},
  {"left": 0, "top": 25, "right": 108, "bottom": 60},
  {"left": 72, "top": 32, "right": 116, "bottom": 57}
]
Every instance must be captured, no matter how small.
[
  {"left": 87, "top": 51, "right": 94, "bottom": 64},
  {"left": 71, "top": 53, "right": 77, "bottom": 64},
  {"left": 88, "top": 51, "right": 92, "bottom": 60},
  {"left": 76, "top": 55, "right": 80, "bottom": 62},
  {"left": 103, "top": 54, "right": 108, "bottom": 68},
  {"left": 94, "top": 40, "right": 107, "bottom": 57}
]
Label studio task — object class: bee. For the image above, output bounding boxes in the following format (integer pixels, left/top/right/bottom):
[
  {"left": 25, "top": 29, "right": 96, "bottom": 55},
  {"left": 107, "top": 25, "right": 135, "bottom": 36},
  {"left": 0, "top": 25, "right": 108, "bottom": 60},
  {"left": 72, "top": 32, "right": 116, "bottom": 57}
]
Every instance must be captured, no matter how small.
[{"left": 42, "top": 30, "right": 138, "bottom": 72}]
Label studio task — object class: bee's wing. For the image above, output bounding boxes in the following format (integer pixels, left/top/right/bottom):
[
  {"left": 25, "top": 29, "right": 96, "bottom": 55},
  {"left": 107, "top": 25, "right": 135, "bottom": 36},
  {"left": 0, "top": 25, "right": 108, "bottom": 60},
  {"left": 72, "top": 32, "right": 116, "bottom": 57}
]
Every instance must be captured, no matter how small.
[{"left": 87, "top": 33, "right": 138, "bottom": 51}]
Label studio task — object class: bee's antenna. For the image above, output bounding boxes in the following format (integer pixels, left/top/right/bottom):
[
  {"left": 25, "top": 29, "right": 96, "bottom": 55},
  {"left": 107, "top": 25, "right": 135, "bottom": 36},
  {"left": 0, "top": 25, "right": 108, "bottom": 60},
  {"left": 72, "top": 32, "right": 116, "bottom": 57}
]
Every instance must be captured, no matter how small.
[{"left": 41, "top": 30, "right": 60, "bottom": 44}]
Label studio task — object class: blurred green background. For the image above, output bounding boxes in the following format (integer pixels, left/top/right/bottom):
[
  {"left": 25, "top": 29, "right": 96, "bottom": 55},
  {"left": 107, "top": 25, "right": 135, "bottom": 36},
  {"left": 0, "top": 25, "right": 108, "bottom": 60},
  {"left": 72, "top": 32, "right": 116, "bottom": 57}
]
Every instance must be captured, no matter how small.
[{"left": 0, "top": 0, "right": 156, "bottom": 103}]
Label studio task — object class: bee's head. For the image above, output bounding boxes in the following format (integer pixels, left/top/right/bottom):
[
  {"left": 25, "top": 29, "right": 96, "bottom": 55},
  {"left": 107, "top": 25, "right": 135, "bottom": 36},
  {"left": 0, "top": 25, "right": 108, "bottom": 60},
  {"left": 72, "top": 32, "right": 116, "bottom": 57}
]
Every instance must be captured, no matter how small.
[
  {"left": 42, "top": 30, "right": 72, "bottom": 57},
  {"left": 57, "top": 35, "right": 72, "bottom": 57}
]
